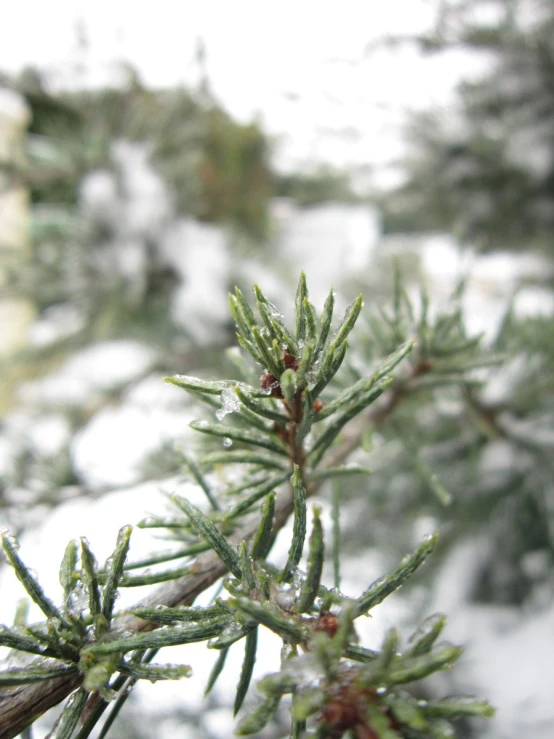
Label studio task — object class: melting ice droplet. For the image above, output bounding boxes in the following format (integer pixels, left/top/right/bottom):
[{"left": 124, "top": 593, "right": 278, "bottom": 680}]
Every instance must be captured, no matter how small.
[{"left": 216, "top": 386, "right": 241, "bottom": 421}]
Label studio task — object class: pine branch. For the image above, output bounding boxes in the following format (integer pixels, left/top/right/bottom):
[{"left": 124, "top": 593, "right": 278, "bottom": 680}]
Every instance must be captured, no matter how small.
[
  {"left": 0, "top": 378, "right": 411, "bottom": 738},
  {"left": 0, "top": 273, "right": 495, "bottom": 738}
]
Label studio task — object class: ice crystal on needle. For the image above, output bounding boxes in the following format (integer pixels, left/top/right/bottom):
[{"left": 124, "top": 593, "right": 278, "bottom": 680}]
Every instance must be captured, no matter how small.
[{"left": 216, "top": 386, "right": 241, "bottom": 421}]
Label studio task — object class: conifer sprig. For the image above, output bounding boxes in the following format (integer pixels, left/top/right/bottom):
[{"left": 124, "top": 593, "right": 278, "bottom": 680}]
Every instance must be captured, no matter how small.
[{"left": 0, "top": 274, "right": 494, "bottom": 739}]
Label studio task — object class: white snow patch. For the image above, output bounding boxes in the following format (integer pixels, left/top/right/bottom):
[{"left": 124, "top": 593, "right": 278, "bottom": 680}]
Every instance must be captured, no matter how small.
[
  {"left": 477, "top": 439, "right": 526, "bottom": 490},
  {"left": 0, "top": 434, "right": 16, "bottom": 478},
  {"left": 381, "top": 233, "right": 554, "bottom": 337},
  {"left": 125, "top": 372, "right": 184, "bottom": 408},
  {"left": 480, "top": 355, "right": 530, "bottom": 406},
  {"left": 514, "top": 286, "right": 554, "bottom": 318},
  {"left": 134, "top": 621, "right": 282, "bottom": 720},
  {"left": 79, "top": 169, "right": 119, "bottom": 221},
  {"left": 419, "top": 234, "right": 465, "bottom": 285},
  {"left": 429, "top": 538, "right": 554, "bottom": 739},
  {"left": 0, "top": 477, "right": 208, "bottom": 625},
  {"left": 161, "top": 218, "right": 230, "bottom": 343},
  {"left": 28, "top": 303, "right": 86, "bottom": 348},
  {"left": 19, "top": 340, "right": 156, "bottom": 406},
  {"left": 72, "top": 402, "right": 192, "bottom": 488},
  {"left": 112, "top": 140, "right": 172, "bottom": 237},
  {"left": 0, "top": 87, "right": 30, "bottom": 124},
  {"left": 26, "top": 413, "right": 71, "bottom": 457},
  {"left": 278, "top": 203, "right": 380, "bottom": 306}
]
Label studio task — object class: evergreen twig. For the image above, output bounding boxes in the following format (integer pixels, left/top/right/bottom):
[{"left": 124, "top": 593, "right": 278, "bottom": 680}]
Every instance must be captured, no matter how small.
[{"left": 0, "top": 274, "right": 495, "bottom": 739}]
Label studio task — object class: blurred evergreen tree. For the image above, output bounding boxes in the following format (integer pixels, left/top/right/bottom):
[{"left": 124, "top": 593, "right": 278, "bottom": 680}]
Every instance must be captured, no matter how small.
[
  {"left": 274, "top": 166, "right": 359, "bottom": 207},
  {"left": 11, "top": 67, "right": 272, "bottom": 239},
  {"left": 382, "top": 0, "right": 554, "bottom": 253},
  {"left": 195, "top": 108, "right": 271, "bottom": 241}
]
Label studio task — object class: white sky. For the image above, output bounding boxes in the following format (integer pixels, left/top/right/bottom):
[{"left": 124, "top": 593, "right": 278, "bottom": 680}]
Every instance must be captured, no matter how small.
[{"left": 1, "top": 0, "right": 491, "bottom": 181}]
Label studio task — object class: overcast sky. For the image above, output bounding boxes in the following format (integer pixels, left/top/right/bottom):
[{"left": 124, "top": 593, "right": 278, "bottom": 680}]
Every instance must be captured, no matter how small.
[{"left": 1, "top": 1, "right": 490, "bottom": 180}]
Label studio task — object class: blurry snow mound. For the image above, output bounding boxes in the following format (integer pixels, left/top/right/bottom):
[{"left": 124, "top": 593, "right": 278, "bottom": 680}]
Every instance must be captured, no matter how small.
[
  {"left": 465, "top": 250, "right": 553, "bottom": 335},
  {"left": 277, "top": 202, "right": 380, "bottom": 305},
  {"left": 79, "top": 169, "right": 119, "bottom": 225},
  {"left": 431, "top": 537, "right": 554, "bottom": 739},
  {"left": 417, "top": 235, "right": 550, "bottom": 292},
  {"left": 18, "top": 412, "right": 71, "bottom": 458},
  {"left": 417, "top": 235, "right": 512, "bottom": 336},
  {"left": 28, "top": 303, "right": 86, "bottom": 347},
  {"left": 79, "top": 141, "right": 174, "bottom": 304},
  {"left": 72, "top": 372, "right": 193, "bottom": 488},
  {"left": 111, "top": 140, "right": 172, "bottom": 237},
  {"left": 161, "top": 218, "right": 230, "bottom": 343},
  {"left": 0, "top": 86, "right": 30, "bottom": 122},
  {"left": 419, "top": 234, "right": 465, "bottom": 285},
  {"left": 0, "top": 477, "right": 186, "bottom": 624},
  {"left": 19, "top": 340, "right": 156, "bottom": 407},
  {"left": 80, "top": 141, "right": 233, "bottom": 345},
  {"left": 80, "top": 141, "right": 171, "bottom": 237},
  {"left": 513, "top": 285, "right": 554, "bottom": 318},
  {"left": 439, "top": 601, "right": 554, "bottom": 739},
  {"left": 477, "top": 438, "right": 528, "bottom": 491}
]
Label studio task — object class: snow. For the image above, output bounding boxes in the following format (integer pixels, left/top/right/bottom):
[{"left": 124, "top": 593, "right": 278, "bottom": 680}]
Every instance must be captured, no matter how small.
[
  {"left": 28, "top": 303, "right": 86, "bottom": 347},
  {"left": 161, "top": 218, "right": 231, "bottom": 342},
  {"left": 477, "top": 439, "right": 527, "bottom": 492},
  {"left": 1, "top": 465, "right": 553, "bottom": 739},
  {"left": 111, "top": 140, "right": 172, "bottom": 237},
  {"left": 0, "top": 476, "right": 210, "bottom": 625},
  {"left": 72, "top": 404, "right": 181, "bottom": 488},
  {"left": 80, "top": 141, "right": 172, "bottom": 240},
  {"left": 1, "top": 5, "right": 553, "bottom": 730},
  {"left": 278, "top": 203, "right": 380, "bottom": 306},
  {"left": 22, "top": 413, "right": 71, "bottom": 457},
  {"left": 18, "top": 340, "right": 157, "bottom": 407},
  {"left": 514, "top": 286, "right": 554, "bottom": 318},
  {"left": 429, "top": 539, "right": 554, "bottom": 739},
  {"left": 0, "top": 86, "right": 30, "bottom": 124},
  {"left": 72, "top": 374, "right": 193, "bottom": 488},
  {"left": 79, "top": 169, "right": 119, "bottom": 220},
  {"left": 0, "top": 474, "right": 283, "bottom": 735}
]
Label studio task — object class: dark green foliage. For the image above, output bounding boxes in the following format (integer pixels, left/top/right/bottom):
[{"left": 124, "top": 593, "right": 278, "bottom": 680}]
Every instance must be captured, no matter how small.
[
  {"left": 380, "top": 0, "right": 554, "bottom": 252},
  {"left": 274, "top": 166, "right": 358, "bottom": 207},
  {"left": 279, "top": 466, "right": 307, "bottom": 583},
  {"left": 234, "top": 628, "right": 258, "bottom": 715},
  {"left": 296, "top": 507, "right": 325, "bottom": 613},
  {"left": 355, "top": 534, "right": 438, "bottom": 617},
  {"left": 341, "top": 262, "right": 554, "bottom": 611},
  {"left": 195, "top": 108, "right": 272, "bottom": 240},
  {"left": 13, "top": 72, "right": 273, "bottom": 238}
]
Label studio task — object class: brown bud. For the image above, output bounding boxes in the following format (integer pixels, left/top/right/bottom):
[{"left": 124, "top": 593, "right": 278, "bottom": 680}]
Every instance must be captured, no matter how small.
[
  {"left": 314, "top": 612, "right": 339, "bottom": 638},
  {"left": 283, "top": 350, "right": 299, "bottom": 370},
  {"left": 260, "top": 372, "right": 283, "bottom": 398}
]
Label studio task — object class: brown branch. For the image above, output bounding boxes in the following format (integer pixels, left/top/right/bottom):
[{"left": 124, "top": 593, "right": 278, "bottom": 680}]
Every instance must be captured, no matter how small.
[{"left": 0, "top": 673, "right": 83, "bottom": 739}]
